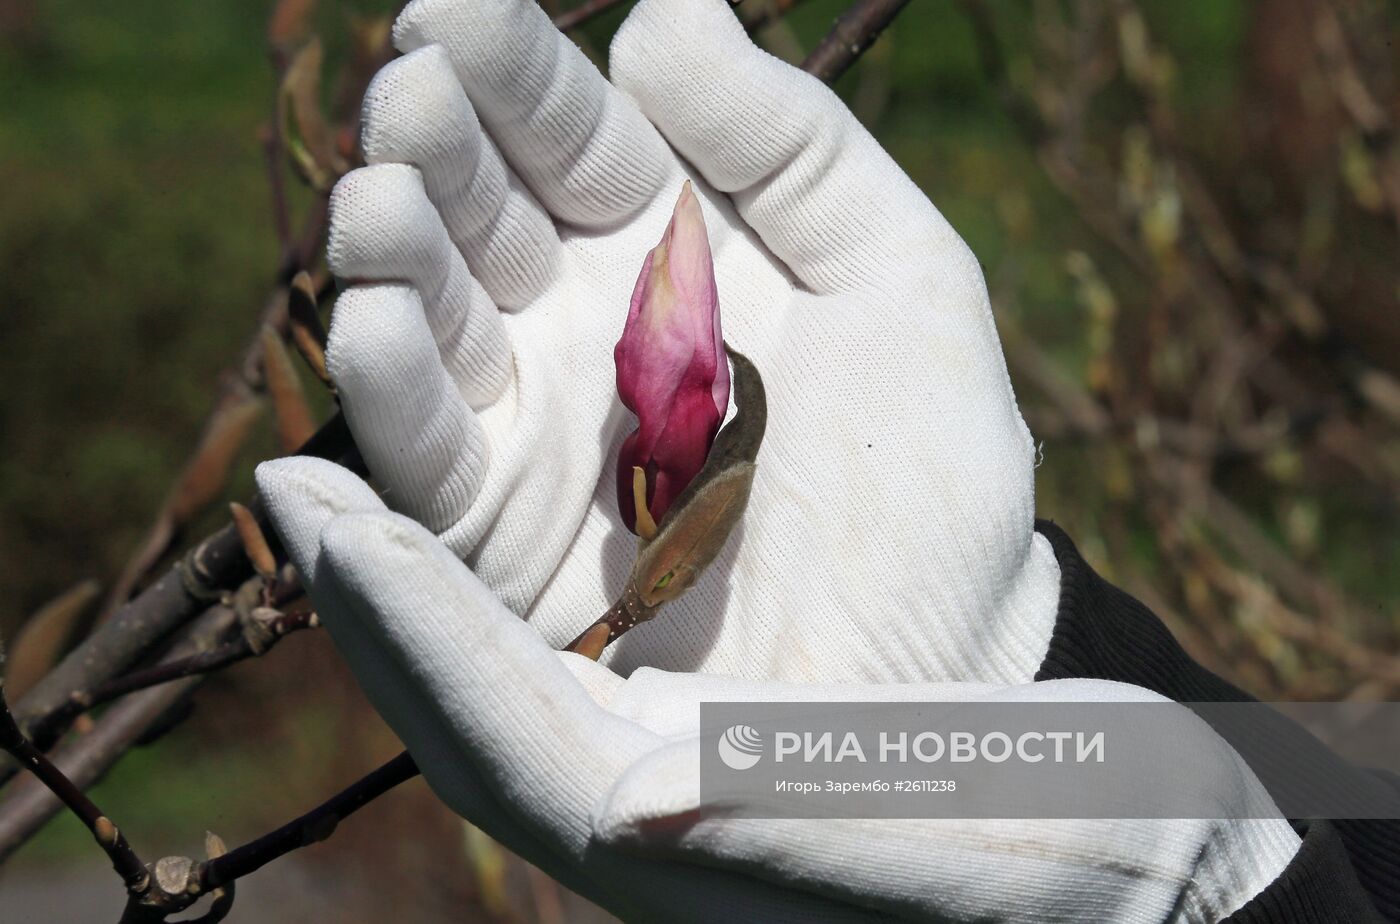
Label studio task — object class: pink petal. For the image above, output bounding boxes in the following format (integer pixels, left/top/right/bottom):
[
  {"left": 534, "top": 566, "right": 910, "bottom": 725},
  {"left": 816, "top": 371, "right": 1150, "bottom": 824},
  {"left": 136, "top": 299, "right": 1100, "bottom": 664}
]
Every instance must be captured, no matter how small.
[{"left": 614, "top": 181, "right": 730, "bottom": 533}]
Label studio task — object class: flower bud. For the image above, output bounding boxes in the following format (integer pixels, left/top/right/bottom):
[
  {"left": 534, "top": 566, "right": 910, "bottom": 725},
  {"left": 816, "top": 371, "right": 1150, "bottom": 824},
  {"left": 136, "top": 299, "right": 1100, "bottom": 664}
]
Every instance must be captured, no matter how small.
[{"left": 614, "top": 181, "right": 729, "bottom": 538}]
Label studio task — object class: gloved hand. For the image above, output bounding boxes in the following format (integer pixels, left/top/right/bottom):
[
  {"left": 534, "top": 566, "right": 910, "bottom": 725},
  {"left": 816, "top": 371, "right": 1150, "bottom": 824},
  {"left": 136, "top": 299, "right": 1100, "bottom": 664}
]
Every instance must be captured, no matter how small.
[
  {"left": 313, "top": 0, "right": 1060, "bottom": 683},
  {"left": 257, "top": 459, "right": 1299, "bottom": 922},
  {"left": 257, "top": 0, "right": 1301, "bottom": 918}
]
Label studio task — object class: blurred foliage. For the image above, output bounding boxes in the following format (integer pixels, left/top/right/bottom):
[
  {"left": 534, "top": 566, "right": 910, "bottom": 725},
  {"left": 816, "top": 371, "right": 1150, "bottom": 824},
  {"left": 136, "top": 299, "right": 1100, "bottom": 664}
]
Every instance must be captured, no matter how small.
[{"left": 0, "top": 0, "right": 1396, "bottom": 920}]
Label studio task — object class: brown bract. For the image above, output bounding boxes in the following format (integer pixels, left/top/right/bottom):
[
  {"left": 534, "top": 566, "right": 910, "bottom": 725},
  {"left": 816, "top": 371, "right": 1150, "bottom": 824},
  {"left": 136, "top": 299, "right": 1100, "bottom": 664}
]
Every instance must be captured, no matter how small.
[{"left": 567, "top": 346, "right": 766, "bottom": 658}]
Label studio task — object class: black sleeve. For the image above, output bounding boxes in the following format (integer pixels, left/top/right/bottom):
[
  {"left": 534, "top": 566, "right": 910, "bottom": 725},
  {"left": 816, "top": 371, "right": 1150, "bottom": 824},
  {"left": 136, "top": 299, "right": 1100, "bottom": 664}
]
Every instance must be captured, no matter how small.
[{"left": 1033, "top": 519, "right": 1398, "bottom": 923}]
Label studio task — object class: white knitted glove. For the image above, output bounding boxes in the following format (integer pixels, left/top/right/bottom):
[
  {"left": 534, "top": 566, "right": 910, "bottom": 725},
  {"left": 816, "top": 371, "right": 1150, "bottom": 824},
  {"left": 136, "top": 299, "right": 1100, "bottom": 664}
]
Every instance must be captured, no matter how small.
[
  {"left": 319, "top": 0, "right": 1060, "bottom": 683},
  {"left": 258, "top": 0, "right": 1301, "bottom": 918},
  {"left": 255, "top": 459, "right": 1301, "bottom": 922}
]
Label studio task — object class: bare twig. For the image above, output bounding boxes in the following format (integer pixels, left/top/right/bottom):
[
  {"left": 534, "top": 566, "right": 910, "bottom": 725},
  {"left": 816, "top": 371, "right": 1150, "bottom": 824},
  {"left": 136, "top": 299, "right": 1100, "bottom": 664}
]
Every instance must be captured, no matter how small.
[
  {"left": 1191, "top": 545, "right": 1400, "bottom": 691},
  {"left": 1181, "top": 476, "right": 1376, "bottom": 634},
  {"left": 201, "top": 751, "right": 419, "bottom": 892},
  {"left": 0, "top": 689, "right": 148, "bottom": 891},
  {"left": 1312, "top": 2, "right": 1400, "bottom": 231},
  {"left": 802, "top": 0, "right": 910, "bottom": 83},
  {"left": 11, "top": 526, "right": 250, "bottom": 759},
  {"left": 1, "top": 412, "right": 354, "bottom": 787},
  {"left": 0, "top": 582, "right": 317, "bottom": 916},
  {"left": 0, "top": 603, "right": 241, "bottom": 863},
  {"left": 739, "top": 0, "right": 808, "bottom": 34},
  {"left": 552, "top": 0, "right": 632, "bottom": 31},
  {"left": 76, "top": 610, "right": 318, "bottom": 717},
  {"left": 1002, "top": 298, "right": 1397, "bottom": 694},
  {"left": 112, "top": 753, "right": 421, "bottom": 922}
]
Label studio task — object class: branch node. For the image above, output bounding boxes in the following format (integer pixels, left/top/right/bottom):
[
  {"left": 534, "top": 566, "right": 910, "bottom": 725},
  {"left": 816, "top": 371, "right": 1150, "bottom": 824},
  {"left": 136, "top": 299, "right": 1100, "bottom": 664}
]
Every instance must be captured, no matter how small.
[
  {"left": 177, "top": 548, "right": 229, "bottom": 604},
  {"left": 240, "top": 607, "right": 283, "bottom": 655},
  {"left": 154, "top": 855, "right": 198, "bottom": 896},
  {"left": 303, "top": 813, "right": 338, "bottom": 844}
]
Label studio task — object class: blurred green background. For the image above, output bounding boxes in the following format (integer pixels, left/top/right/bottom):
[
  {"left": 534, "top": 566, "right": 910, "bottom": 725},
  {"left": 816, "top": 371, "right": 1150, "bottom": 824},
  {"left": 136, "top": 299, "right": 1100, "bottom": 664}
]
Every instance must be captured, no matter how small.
[{"left": 1, "top": 0, "right": 1397, "bottom": 920}]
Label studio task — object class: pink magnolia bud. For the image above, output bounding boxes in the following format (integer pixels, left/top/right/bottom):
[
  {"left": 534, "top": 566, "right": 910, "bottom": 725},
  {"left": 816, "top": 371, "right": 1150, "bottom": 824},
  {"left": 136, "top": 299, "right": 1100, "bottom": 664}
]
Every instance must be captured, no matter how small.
[{"left": 615, "top": 181, "right": 730, "bottom": 538}]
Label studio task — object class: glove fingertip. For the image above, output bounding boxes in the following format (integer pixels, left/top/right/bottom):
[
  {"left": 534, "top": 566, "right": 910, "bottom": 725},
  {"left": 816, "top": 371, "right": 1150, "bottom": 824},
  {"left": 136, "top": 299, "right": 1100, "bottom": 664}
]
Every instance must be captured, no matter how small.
[
  {"left": 361, "top": 45, "right": 470, "bottom": 168},
  {"left": 593, "top": 742, "right": 706, "bottom": 847},
  {"left": 390, "top": 0, "right": 436, "bottom": 55},
  {"left": 255, "top": 457, "right": 385, "bottom": 583}
]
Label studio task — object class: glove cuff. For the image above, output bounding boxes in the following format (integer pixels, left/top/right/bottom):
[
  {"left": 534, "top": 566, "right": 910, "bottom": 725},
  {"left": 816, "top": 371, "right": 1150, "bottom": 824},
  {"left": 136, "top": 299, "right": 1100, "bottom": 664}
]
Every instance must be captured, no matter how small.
[{"left": 1033, "top": 520, "right": 1397, "bottom": 920}]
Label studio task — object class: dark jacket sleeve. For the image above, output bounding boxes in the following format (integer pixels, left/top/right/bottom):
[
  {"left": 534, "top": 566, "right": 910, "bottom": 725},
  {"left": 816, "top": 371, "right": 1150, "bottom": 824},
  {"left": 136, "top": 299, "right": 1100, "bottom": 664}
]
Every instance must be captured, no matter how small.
[{"left": 1033, "top": 519, "right": 1398, "bottom": 923}]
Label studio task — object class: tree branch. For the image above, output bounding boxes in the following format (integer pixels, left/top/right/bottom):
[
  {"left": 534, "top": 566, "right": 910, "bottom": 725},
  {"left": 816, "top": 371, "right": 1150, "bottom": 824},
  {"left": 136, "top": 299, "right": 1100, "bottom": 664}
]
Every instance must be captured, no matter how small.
[
  {"left": 202, "top": 751, "right": 419, "bottom": 891},
  {"left": 0, "top": 602, "right": 241, "bottom": 863},
  {"left": 42, "top": 605, "right": 318, "bottom": 739},
  {"left": 0, "top": 412, "right": 354, "bottom": 790},
  {"left": 0, "top": 690, "right": 148, "bottom": 891},
  {"left": 801, "top": 0, "right": 910, "bottom": 83},
  {"left": 552, "top": 0, "right": 632, "bottom": 31},
  {"left": 739, "top": 0, "right": 809, "bottom": 35},
  {"left": 6, "top": 524, "right": 250, "bottom": 768}
]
